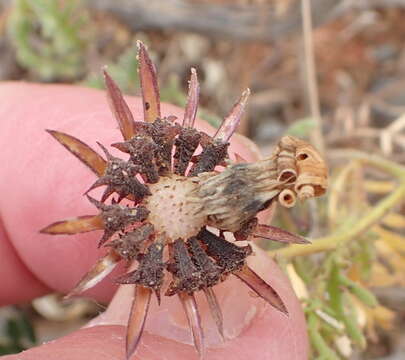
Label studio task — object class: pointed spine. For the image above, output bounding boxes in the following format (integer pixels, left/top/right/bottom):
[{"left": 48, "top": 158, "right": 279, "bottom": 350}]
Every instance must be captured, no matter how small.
[
  {"left": 179, "top": 292, "right": 205, "bottom": 359},
  {"left": 46, "top": 130, "right": 107, "bottom": 176},
  {"left": 204, "top": 287, "right": 224, "bottom": 341},
  {"left": 40, "top": 215, "right": 104, "bottom": 235},
  {"left": 137, "top": 41, "right": 160, "bottom": 123},
  {"left": 183, "top": 68, "right": 199, "bottom": 128},
  {"left": 103, "top": 69, "right": 136, "bottom": 140},
  {"left": 126, "top": 286, "right": 152, "bottom": 360},
  {"left": 253, "top": 224, "right": 310, "bottom": 244},
  {"left": 234, "top": 266, "right": 288, "bottom": 315},
  {"left": 65, "top": 250, "right": 121, "bottom": 298},
  {"left": 214, "top": 89, "right": 250, "bottom": 143},
  {"left": 234, "top": 153, "right": 247, "bottom": 163}
]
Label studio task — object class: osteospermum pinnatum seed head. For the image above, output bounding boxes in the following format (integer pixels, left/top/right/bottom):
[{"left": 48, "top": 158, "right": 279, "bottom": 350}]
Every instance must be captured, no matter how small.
[{"left": 40, "top": 41, "right": 328, "bottom": 360}]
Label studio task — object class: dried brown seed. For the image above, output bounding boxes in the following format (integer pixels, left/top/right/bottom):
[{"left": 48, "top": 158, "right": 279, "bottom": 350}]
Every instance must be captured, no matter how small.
[
  {"left": 173, "top": 127, "right": 201, "bottom": 176},
  {"left": 147, "top": 118, "right": 181, "bottom": 175},
  {"left": 233, "top": 218, "right": 258, "bottom": 241},
  {"left": 187, "top": 237, "right": 222, "bottom": 287},
  {"left": 106, "top": 223, "right": 154, "bottom": 260},
  {"left": 198, "top": 229, "right": 252, "bottom": 274},
  {"left": 87, "top": 195, "right": 149, "bottom": 246},
  {"left": 166, "top": 239, "right": 201, "bottom": 296},
  {"left": 112, "top": 136, "right": 160, "bottom": 183},
  {"left": 86, "top": 142, "right": 150, "bottom": 202},
  {"left": 188, "top": 140, "right": 229, "bottom": 176},
  {"left": 116, "top": 239, "right": 165, "bottom": 302}
]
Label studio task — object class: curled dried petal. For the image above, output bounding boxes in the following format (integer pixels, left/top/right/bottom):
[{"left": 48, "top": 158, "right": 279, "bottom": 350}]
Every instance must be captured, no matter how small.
[
  {"left": 276, "top": 136, "right": 328, "bottom": 199},
  {"left": 278, "top": 189, "right": 297, "bottom": 208}
]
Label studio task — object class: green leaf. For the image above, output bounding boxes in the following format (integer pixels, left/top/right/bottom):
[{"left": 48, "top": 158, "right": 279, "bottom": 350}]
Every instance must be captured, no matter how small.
[
  {"left": 338, "top": 273, "right": 378, "bottom": 307},
  {"left": 308, "top": 313, "right": 341, "bottom": 360},
  {"left": 328, "top": 262, "right": 366, "bottom": 348},
  {"left": 340, "top": 294, "right": 366, "bottom": 348}
]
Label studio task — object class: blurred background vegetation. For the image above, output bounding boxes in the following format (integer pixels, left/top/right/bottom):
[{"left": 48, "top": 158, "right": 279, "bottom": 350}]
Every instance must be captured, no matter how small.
[{"left": 1, "top": 0, "right": 405, "bottom": 359}]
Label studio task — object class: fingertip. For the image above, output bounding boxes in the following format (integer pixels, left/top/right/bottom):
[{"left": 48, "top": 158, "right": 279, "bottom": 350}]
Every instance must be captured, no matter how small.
[{"left": 2, "top": 325, "right": 126, "bottom": 360}]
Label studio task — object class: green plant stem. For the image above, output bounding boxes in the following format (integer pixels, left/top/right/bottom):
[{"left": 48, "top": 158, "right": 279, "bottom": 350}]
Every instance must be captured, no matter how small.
[
  {"left": 270, "top": 182, "right": 405, "bottom": 258},
  {"left": 329, "top": 149, "right": 405, "bottom": 179}
]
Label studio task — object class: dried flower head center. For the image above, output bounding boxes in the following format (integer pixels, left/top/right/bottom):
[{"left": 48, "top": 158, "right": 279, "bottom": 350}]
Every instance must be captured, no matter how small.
[
  {"left": 41, "top": 42, "right": 328, "bottom": 360},
  {"left": 144, "top": 175, "right": 206, "bottom": 241}
]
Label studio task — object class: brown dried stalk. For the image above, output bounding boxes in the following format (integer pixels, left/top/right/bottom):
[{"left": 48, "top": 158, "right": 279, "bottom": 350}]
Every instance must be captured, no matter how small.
[{"left": 40, "top": 41, "right": 327, "bottom": 359}]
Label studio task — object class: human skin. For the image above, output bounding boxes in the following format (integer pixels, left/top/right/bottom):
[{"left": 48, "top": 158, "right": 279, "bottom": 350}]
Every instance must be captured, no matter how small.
[{"left": 0, "top": 83, "right": 309, "bottom": 360}]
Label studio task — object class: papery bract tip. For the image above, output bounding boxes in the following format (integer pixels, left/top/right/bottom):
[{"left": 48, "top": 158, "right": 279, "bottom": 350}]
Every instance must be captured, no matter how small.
[
  {"left": 103, "top": 70, "right": 136, "bottom": 141},
  {"left": 179, "top": 292, "right": 205, "bottom": 359},
  {"left": 137, "top": 41, "right": 161, "bottom": 123},
  {"left": 46, "top": 129, "right": 107, "bottom": 177},
  {"left": 126, "top": 286, "right": 152, "bottom": 360},
  {"left": 235, "top": 266, "right": 288, "bottom": 315},
  {"left": 183, "top": 68, "right": 200, "bottom": 128},
  {"left": 66, "top": 250, "right": 121, "bottom": 298},
  {"left": 40, "top": 215, "right": 104, "bottom": 235},
  {"left": 214, "top": 88, "right": 250, "bottom": 143}
]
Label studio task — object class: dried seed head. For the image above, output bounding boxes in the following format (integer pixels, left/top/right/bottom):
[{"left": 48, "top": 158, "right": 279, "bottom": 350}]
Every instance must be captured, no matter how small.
[{"left": 41, "top": 41, "right": 328, "bottom": 359}]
